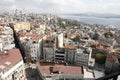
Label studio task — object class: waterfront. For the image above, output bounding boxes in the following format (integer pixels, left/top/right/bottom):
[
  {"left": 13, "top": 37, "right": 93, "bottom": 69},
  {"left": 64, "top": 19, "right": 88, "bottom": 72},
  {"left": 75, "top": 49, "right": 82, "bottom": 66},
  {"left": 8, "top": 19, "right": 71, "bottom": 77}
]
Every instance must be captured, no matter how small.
[{"left": 58, "top": 14, "right": 120, "bottom": 29}]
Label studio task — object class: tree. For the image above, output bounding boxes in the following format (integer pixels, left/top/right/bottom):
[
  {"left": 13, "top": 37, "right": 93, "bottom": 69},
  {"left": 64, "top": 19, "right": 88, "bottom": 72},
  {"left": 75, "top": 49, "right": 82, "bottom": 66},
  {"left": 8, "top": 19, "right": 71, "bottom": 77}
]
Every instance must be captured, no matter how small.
[{"left": 95, "top": 53, "right": 106, "bottom": 64}]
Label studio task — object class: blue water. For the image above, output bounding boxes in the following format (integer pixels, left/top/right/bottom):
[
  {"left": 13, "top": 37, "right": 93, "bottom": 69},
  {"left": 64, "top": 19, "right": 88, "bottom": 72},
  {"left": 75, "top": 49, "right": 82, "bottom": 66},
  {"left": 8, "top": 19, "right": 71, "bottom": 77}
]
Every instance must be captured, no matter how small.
[{"left": 58, "top": 15, "right": 120, "bottom": 29}]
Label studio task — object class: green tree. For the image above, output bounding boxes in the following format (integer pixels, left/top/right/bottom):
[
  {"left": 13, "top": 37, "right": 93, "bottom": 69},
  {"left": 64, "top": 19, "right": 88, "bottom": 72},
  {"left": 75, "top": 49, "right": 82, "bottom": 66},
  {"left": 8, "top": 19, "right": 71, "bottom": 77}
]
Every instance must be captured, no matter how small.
[{"left": 95, "top": 53, "right": 106, "bottom": 64}]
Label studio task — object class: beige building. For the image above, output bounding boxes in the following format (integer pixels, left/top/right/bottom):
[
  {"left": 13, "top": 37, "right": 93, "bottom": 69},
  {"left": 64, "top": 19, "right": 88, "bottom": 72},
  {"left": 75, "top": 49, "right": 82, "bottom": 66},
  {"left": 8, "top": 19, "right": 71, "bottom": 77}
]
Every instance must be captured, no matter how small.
[{"left": 13, "top": 22, "right": 30, "bottom": 32}]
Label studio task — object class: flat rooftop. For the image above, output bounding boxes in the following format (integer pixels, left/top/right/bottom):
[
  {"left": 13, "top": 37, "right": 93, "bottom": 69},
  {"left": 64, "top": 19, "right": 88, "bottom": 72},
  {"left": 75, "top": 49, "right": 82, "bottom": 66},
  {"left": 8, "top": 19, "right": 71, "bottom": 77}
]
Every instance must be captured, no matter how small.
[
  {"left": 83, "top": 68, "right": 94, "bottom": 79},
  {"left": 0, "top": 48, "right": 22, "bottom": 73},
  {"left": 37, "top": 62, "right": 84, "bottom": 75}
]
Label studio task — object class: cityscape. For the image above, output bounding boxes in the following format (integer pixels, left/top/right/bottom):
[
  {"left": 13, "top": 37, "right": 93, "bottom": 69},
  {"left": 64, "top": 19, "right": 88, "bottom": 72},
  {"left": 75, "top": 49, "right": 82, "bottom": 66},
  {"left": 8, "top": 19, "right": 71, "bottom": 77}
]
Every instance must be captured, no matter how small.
[{"left": 0, "top": 0, "right": 120, "bottom": 80}]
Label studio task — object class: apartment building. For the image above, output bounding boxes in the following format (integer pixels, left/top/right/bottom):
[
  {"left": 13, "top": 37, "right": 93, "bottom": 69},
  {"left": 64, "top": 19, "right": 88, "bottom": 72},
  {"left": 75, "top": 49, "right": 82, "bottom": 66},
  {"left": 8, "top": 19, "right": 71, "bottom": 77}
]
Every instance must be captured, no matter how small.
[
  {"left": 0, "top": 26, "right": 15, "bottom": 50},
  {"left": 37, "top": 62, "right": 84, "bottom": 80},
  {"left": 105, "top": 54, "right": 120, "bottom": 74},
  {"left": 13, "top": 22, "right": 30, "bottom": 32},
  {"left": 43, "top": 37, "right": 56, "bottom": 62},
  {"left": 18, "top": 31, "right": 45, "bottom": 62},
  {"left": 0, "top": 26, "right": 13, "bottom": 35},
  {"left": 65, "top": 45, "right": 77, "bottom": 65},
  {"left": 55, "top": 48, "right": 65, "bottom": 63},
  {"left": 75, "top": 48, "right": 90, "bottom": 66},
  {"left": 0, "top": 49, "right": 25, "bottom": 80}
]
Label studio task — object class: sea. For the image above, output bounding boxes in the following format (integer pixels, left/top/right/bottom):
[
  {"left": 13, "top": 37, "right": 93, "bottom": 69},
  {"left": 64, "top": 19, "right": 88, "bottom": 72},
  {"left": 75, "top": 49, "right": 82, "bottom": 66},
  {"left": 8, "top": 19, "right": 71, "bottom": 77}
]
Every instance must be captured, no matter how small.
[{"left": 58, "top": 14, "right": 120, "bottom": 29}]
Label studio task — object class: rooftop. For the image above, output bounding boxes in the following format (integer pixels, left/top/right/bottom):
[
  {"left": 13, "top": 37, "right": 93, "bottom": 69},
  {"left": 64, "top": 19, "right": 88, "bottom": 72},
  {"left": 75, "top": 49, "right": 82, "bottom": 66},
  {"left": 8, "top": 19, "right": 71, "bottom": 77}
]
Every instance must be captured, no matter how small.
[
  {"left": 18, "top": 31, "right": 45, "bottom": 41},
  {"left": 37, "top": 62, "right": 84, "bottom": 75},
  {"left": 106, "top": 54, "right": 118, "bottom": 62},
  {"left": 45, "top": 37, "right": 54, "bottom": 41},
  {"left": 0, "top": 48, "right": 22, "bottom": 73},
  {"left": 65, "top": 45, "right": 77, "bottom": 49}
]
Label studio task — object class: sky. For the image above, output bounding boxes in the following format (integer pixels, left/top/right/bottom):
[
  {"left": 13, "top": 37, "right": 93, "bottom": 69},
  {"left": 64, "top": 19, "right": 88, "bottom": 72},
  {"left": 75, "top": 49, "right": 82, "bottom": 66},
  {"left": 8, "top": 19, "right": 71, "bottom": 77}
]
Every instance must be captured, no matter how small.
[{"left": 0, "top": 0, "right": 120, "bottom": 14}]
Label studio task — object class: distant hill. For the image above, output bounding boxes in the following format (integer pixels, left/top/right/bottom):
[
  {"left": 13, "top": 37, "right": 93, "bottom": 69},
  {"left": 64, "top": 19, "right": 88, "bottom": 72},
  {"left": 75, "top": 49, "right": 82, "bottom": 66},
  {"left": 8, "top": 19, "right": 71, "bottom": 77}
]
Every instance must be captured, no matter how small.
[{"left": 63, "top": 13, "right": 120, "bottom": 18}]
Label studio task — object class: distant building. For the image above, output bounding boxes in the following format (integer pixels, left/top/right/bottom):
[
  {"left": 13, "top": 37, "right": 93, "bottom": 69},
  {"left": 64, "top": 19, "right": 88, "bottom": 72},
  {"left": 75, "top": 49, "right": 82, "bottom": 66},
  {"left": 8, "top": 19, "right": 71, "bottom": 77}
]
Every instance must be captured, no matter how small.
[
  {"left": 105, "top": 54, "right": 120, "bottom": 74},
  {"left": 13, "top": 22, "right": 30, "bottom": 32},
  {"left": 0, "top": 49, "right": 25, "bottom": 80}
]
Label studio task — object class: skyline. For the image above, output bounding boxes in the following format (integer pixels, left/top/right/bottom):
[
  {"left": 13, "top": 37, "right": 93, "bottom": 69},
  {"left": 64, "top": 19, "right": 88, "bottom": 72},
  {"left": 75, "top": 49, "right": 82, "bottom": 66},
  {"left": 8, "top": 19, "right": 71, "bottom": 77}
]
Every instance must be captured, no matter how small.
[{"left": 0, "top": 0, "right": 120, "bottom": 14}]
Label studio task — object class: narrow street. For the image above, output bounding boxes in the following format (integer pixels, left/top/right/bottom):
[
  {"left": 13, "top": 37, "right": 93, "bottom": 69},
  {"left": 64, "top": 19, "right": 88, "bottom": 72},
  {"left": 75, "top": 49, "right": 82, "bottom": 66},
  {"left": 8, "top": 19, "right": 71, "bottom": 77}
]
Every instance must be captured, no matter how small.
[{"left": 25, "top": 65, "right": 42, "bottom": 80}]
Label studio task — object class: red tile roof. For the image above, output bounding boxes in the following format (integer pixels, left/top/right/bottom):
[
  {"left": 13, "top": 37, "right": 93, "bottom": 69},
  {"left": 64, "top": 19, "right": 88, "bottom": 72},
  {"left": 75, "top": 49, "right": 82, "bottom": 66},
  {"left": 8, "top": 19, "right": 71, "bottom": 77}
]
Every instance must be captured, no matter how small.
[
  {"left": 106, "top": 54, "right": 118, "bottom": 62},
  {"left": 18, "top": 31, "right": 45, "bottom": 41},
  {"left": 0, "top": 23, "right": 5, "bottom": 27},
  {"left": 0, "top": 48, "right": 23, "bottom": 72},
  {"left": 45, "top": 37, "right": 54, "bottom": 41},
  {"left": 37, "top": 62, "right": 83, "bottom": 75},
  {"left": 65, "top": 45, "right": 77, "bottom": 49}
]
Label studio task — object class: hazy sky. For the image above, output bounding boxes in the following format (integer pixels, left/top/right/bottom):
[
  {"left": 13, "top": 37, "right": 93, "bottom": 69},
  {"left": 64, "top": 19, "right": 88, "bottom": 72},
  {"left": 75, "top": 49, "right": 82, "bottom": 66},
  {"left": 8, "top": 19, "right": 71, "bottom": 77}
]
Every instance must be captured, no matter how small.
[{"left": 0, "top": 0, "right": 120, "bottom": 14}]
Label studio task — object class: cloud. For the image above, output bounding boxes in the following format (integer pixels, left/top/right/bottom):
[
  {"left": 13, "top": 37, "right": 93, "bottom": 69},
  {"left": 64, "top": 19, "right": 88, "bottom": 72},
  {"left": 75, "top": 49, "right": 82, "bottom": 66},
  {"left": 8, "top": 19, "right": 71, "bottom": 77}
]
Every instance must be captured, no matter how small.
[{"left": 0, "top": 0, "right": 120, "bottom": 14}]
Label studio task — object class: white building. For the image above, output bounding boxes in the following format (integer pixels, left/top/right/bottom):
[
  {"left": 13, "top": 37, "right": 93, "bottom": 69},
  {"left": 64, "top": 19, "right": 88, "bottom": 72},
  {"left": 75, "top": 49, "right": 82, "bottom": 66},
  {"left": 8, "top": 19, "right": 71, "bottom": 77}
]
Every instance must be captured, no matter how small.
[
  {"left": 55, "top": 48, "right": 65, "bottom": 63},
  {"left": 0, "top": 35, "right": 15, "bottom": 50},
  {"left": 58, "top": 33, "right": 64, "bottom": 48},
  {"left": 65, "top": 45, "right": 95, "bottom": 67},
  {"left": 75, "top": 48, "right": 90, "bottom": 66},
  {"left": 25, "top": 34, "right": 45, "bottom": 62},
  {"left": 0, "top": 26, "right": 13, "bottom": 35},
  {"left": 0, "top": 26, "right": 15, "bottom": 51},
  {"left": 26, "top": 40, "right": 41, "bottom": 62},
  {"left": 0, "top": 49, "right": 25, "bottom": 80}
]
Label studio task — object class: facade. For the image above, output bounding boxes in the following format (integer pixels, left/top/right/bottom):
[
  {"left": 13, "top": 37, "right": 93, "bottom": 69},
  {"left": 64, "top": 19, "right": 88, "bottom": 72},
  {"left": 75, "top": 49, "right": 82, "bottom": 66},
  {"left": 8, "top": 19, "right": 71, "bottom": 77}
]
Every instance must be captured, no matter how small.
[
  {"left": 26, "top": 40, "right": 41, "bottom": 62},
  {"left": 55, "top": 48, "right": 65, "bottom": 63},
  {"left": 65, "top": 45, "right": 77, "bottom": 65},
  {"left": 19, "top": 32, "right": 45, "bottom": 62},
  {"left": 0, "top": 49, "right": 25, "bottom": 80},
  {"left": 105, "top": 54, "right": 120, "bottom": 74},
  {"left": 57, "top": 33, "right": 64, "bottom": 48},
  {"left": 43, "top": 37, "right": 56, "bottom": 62},
  {"left": 0, "top": 26, "right": 13, "bottom": 35},
  {"left": 0, "top": 26, "right": 15, "bottom": 50},
  {"left": 0, "top": 35, "right": 15, "bottom": 50},
  {"left": 75, "top": 48, "right": 90, "bottom": 66},
  {"left": 65, "top": 45, "right": 95, "bottom": 67}
]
